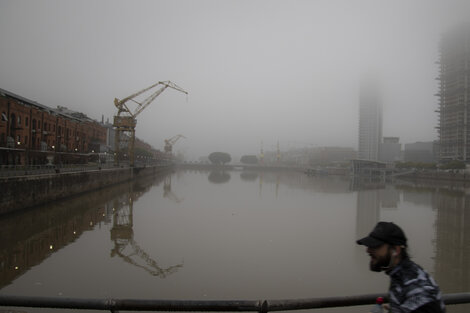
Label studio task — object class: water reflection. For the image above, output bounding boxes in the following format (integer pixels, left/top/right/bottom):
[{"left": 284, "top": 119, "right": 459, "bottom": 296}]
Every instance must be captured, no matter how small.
[
  {"left": 240, "top": 171, "right": 258, "bottom": 181},
  {"left": 110, "top": 184, "right": 183, "bottom": 277},
  {"left": 353, "top": 177, "right": 470, "bottom": 305},
  {"left": 0, "top": 189, "right": 111, "bottom": 289},
  {"left": 3, "top": 171, "right": 470, "bottom": 313},
  {"left": 352, "top": 178, "right": 399, "bottom": 239},
  {"left": 349, "top": 177, "right": 470, "bottom": 312},
  {"left": 163, "top": 175, "right": 183, "bottom": 203},
  {"left": 0, "top": 171, "right": 181, "bottom": 289},
  {"left": 432, "top": 187, "right": 470, "bottom": 294},
  {"left": 208, "top": 171, "right": 231, "bottom": 184}
]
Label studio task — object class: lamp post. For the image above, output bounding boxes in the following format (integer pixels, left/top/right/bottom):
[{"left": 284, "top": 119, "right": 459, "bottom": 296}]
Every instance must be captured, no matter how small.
[{"left": 52, "top": 145, "right": 56, "bottom": 167}]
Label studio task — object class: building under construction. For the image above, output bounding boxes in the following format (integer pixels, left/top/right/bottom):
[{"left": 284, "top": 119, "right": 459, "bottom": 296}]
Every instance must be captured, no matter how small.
[{"left": 437, "top": 25, "right": 470, "bottom": 162}]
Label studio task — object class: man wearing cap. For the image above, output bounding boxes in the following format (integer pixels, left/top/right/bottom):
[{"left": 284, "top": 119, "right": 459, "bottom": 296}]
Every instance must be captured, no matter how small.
[{"left": 357, "top": 222, "right": 445, "bottom": 313}]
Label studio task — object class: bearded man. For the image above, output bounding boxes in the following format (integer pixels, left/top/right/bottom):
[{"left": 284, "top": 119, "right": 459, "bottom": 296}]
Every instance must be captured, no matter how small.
[{"left": 357, "top": 221, "right": 445, "bottom": 313}]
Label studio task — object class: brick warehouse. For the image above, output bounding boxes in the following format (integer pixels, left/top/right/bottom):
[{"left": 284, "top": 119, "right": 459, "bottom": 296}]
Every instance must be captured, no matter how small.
[{"left": 0, "top": 88, "right": 107, "bottom": 165}]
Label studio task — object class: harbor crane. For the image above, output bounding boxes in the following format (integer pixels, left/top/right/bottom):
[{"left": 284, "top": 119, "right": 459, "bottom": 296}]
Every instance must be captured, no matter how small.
[
  {"left": 113, "top": 81, "right": 188, "bottom": 167},
  {"left": 164, "top": 134, "right": 185, "bottom": 154}
]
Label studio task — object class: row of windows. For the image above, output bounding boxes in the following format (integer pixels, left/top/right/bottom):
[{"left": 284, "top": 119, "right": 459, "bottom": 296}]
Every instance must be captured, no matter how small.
[
  {"left": 0, "top": 134, "right": 28, "bottom": 145},
  {"left": 2, "top": 110, "right": 92, "bottom": 139},
  {"left": 0, "top": 132, "right": 88, "bottom": 150},
  {"left": 1, "top": 112, "right": 30, "bottom": 126}
]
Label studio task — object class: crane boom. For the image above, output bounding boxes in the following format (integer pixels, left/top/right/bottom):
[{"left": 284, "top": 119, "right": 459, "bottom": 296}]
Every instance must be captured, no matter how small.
[
  {"left": 114, "top": 82, "right": 161, "bottom": 115},
  {"left": 114, "top": 81, "right": 188, "bottom": 117},
  {"left": 134, "top": 81, "right": 188, "bottom": 117}
]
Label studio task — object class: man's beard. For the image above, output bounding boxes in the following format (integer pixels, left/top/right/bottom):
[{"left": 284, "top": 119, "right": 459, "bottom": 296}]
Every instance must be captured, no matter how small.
[{"left": 369, "top": 251, "right": 392, "bottom": 272}]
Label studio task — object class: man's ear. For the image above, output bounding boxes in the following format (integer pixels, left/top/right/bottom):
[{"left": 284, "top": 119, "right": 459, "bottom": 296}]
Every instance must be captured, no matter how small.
[{"left": 393, "top": 245, "right": 403, "bottom": 256}]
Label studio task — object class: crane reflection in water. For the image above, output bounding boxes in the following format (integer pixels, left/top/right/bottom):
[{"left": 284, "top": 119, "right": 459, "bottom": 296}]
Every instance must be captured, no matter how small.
[{"left": 110, "top": 182, "right": 183, "bottom": 278}]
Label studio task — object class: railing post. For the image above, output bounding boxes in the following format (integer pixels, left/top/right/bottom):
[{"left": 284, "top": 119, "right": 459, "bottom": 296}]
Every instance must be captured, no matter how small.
[{"left": 259, "top": 300, "right": 268, "bottom": 313}]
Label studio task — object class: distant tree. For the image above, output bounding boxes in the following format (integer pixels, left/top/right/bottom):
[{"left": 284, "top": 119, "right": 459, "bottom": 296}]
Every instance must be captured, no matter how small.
[
  {"left": 240, "top": 155, "right": 258, "bottom": 164},
  {"left": 208, "top": 152, "right": 231, "bottom": 165}
]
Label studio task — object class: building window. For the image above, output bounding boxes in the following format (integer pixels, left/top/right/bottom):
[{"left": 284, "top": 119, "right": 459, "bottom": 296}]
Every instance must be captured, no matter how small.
[
  {"left": 17, "top": 116, "right": 21, "bottom": 126},
  {"left": 1, "top": 112, "right": 6, "bottom": 122},
  {"left": 25, "top": 117, "right": 29, "bottom": 127}
]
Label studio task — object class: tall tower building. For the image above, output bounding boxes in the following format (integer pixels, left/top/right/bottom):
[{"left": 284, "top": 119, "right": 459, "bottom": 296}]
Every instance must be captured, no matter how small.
[
  {"left": 358, "top": 76, "right": 382, "bottom": 161},
  {"left": 437, "top": 26, "right": 470, "bottom": 162}
]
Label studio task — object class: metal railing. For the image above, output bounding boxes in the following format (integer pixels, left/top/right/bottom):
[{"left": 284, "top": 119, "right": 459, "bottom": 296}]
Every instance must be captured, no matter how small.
[{"left": 1, "top": 293, "right": 469, "bottom": 312}]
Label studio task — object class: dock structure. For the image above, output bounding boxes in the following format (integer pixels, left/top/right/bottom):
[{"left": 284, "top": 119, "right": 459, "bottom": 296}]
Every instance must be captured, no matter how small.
[{"left": 350, "top": 159, "right": 390, "bottom": 177}]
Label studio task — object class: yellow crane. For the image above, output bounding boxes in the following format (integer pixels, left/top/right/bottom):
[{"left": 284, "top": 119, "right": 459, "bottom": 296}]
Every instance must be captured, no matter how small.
[
  {"left": 164, "top": 134, "right": 185, "bottom": 155},
  {"left": 113, "top": 81, "right": 188, "bottom": 167}
]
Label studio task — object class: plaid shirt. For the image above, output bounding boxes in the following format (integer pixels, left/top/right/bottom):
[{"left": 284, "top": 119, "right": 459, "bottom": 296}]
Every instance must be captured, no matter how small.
[{"left": 387, "top": 258, "right": 445, "bottom": 313}]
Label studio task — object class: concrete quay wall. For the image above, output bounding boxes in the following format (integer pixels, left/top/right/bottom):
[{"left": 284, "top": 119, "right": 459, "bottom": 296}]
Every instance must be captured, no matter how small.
[{"left": 0, "top": 166, "right": 170, "bottom": 215}]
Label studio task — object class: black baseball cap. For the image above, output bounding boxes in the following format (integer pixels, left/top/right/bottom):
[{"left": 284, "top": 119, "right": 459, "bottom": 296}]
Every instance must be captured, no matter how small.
[{"left": 356, "top": 222, "right": 407, "bottom": 248}]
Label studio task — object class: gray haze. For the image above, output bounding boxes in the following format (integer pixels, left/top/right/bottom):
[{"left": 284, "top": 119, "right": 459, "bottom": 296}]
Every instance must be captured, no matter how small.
[{"left": 1, "top": 0, "right": 470, "bottom": 160}]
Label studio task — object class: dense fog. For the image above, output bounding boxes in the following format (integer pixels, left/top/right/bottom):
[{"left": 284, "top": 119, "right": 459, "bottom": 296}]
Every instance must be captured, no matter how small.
[{"left": 1, "top": 0, "right": 470, "bottom": 160}]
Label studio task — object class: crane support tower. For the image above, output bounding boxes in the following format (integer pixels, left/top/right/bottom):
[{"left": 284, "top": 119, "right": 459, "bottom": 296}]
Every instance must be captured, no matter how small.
[{"left": 113, "top": 81, "right": 188, "bottom": 167}]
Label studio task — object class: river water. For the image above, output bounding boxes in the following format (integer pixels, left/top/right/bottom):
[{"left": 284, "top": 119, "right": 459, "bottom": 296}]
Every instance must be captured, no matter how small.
[{"left": 1, "top": 169, "right": 470, "bottom": 313}]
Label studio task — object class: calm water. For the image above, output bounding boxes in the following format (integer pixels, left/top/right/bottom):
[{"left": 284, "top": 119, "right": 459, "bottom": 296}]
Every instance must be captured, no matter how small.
[{"left": 1, "top": 169, "right": 470, "bottom": 313}]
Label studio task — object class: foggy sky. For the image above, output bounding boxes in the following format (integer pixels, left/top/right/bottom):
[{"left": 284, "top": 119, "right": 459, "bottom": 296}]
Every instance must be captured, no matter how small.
[{"left": 1, "top": 0, "right": 470, "bottom": 160}]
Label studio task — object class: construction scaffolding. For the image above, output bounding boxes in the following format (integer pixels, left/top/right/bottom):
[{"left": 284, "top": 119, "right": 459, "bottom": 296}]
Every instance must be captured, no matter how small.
[{"left": 437, "top": 26, "right": 470, "bottom": 162}]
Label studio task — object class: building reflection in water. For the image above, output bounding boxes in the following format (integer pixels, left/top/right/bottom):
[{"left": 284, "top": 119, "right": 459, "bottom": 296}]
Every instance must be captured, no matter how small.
[
  {"left": 396, "top": 182, "right": 470, "bottom": 313},
  {"left": 352, "top": 177, "right": 387, "bottom": 240},
  {"left": 353, "top": 177, "right": 470, "bottom": 310},
  {"left": 433, "top": 188, "right": 470, "bottom": 293},
  {"left": 0, "top": 189, "right": 111, "bottom": 289},
  {"left": 4, "top": 170, "right": 470, "bottom": 309},
  {"left": 0, "top": 171, "right": 182, "bottom": 289}
]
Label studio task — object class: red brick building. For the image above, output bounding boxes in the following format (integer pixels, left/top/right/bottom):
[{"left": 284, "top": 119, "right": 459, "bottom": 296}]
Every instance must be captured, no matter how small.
[{"left": 0, "top": 88, "right": 107, "bottom": 165}]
